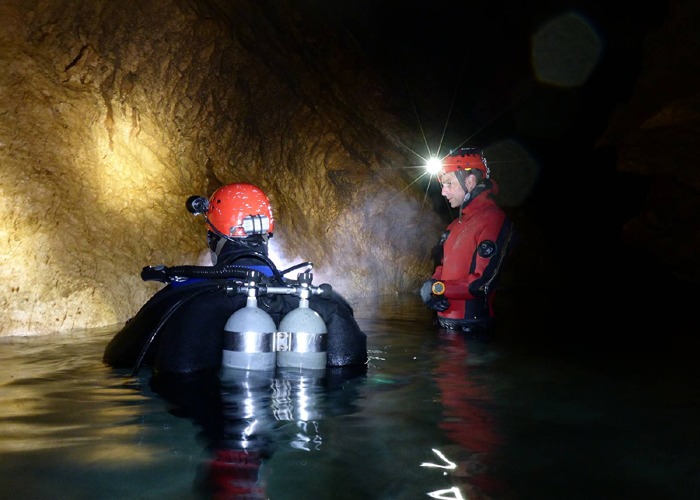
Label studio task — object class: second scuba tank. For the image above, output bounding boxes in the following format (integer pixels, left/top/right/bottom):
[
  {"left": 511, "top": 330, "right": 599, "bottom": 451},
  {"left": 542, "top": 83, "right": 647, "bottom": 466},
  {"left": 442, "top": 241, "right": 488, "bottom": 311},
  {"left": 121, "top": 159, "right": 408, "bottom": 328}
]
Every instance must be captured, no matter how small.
[{"left": 275, "top": 272, "right": 327, "bottom": 370}]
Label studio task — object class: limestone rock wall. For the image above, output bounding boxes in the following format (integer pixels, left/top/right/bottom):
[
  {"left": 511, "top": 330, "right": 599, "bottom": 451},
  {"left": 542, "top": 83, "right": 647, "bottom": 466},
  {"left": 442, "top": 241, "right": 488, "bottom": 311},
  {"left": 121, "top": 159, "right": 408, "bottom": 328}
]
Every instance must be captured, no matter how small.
[{"left": 0, "top": 0, "right": 443, "bottom": 336}]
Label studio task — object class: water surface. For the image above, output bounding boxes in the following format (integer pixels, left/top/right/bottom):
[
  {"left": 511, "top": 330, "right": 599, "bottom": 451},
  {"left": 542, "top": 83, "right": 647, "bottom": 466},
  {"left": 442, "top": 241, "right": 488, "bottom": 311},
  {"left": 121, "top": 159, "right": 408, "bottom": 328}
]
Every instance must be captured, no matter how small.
[{"left": 0, "top": 294, "right": 697, "bottom": 499}]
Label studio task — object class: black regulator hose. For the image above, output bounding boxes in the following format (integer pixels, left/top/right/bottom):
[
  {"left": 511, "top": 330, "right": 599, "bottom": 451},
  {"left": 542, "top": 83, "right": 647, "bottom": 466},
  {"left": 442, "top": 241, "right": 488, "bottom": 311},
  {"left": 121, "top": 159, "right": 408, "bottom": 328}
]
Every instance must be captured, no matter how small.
[
  {"left": 145, "top": 264, "right": 250, "bottom": 281},
  {"left": 142, "top": 251, "right": 302, "bottom": 285},
  {"left": 217, "top": 251, "right": 289, "bottom": 284},
  {"left": 279, "top": 261, "right": 313, "bottom": 276},
  {"left": 216, "top": 253, "right": 314, "bottom": 285},
  {"left": 141, "top": 261, "right": 264, "bottom": 283}
]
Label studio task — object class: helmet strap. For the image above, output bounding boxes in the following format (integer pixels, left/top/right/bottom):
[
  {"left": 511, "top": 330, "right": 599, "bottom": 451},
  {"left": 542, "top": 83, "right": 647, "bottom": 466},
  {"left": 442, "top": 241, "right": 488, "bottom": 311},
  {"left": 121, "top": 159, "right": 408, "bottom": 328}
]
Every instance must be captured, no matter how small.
[{"left": 454, "top": 169, "right": 469, "bottom": 193}]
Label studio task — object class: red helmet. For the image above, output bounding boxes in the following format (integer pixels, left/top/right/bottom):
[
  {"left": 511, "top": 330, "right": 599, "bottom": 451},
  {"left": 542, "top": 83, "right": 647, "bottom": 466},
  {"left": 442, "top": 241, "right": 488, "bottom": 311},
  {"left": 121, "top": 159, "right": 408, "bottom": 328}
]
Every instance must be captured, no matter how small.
[
  {"left": 206, "top": 183, "right": 275, "bottom": 238},
  {"left": 441, "top": 147, "right": 489, "bottom": 178}
]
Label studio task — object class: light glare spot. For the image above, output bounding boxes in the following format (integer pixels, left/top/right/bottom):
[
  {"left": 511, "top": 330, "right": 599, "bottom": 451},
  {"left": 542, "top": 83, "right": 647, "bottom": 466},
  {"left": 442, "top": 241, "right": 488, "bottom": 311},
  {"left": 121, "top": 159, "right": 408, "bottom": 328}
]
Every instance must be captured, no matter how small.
[{"left": 425, "top": 157, "right": 443, "bottom": 175}]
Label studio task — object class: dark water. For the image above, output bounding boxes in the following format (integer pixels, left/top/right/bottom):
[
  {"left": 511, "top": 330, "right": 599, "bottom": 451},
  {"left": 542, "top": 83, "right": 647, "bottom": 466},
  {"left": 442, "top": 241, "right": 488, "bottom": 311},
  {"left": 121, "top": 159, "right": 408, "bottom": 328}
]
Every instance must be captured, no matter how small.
[{"left": 0, "top": 293, "right": 698, "bottom": 500}]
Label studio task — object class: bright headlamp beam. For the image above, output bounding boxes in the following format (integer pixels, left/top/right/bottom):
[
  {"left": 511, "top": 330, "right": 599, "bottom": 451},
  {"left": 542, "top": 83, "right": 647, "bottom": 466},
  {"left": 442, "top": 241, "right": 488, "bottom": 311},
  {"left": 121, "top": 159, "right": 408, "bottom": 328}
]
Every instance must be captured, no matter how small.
[{"left": 425, "top": 157, "right": 443, "bottom": 176}]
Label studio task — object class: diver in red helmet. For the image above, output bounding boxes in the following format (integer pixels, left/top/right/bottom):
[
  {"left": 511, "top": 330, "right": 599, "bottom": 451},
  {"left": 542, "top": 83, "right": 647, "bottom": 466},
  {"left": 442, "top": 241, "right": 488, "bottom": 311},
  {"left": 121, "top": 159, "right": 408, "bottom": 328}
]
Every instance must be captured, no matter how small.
[
  {"left": 420, "top": 147, "right": 517, "bottom": 333},
  {"left": 187, "top": 182, "right": 276, "bottom": 273},
  {"left": 106, "top": 180, "right": 367, "bottom": 373}
]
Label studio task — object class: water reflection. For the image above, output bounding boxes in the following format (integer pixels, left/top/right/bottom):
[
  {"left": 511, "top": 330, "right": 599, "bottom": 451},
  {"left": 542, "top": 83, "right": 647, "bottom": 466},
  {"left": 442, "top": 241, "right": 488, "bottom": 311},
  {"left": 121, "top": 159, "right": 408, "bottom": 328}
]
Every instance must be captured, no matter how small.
[
  {"left": 429, "top": 331, "right": 503, "bottom": 499},
  {"left": 1, "top": 295, "right": 698, "bottom": 499},
  {"left": 149, "top": 365, "right": 366, "bottom": 498}
]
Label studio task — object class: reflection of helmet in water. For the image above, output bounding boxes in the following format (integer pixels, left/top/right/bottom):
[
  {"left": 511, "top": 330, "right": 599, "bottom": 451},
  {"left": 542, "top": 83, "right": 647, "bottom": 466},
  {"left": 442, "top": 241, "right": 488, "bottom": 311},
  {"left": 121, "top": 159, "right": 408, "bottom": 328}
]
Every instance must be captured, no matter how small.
[
  {"left": 205, "top": 183, "right": 275, "bottom": 238},
  {"left": 440, "top": 147, "right": 490, "bottom": 179}
]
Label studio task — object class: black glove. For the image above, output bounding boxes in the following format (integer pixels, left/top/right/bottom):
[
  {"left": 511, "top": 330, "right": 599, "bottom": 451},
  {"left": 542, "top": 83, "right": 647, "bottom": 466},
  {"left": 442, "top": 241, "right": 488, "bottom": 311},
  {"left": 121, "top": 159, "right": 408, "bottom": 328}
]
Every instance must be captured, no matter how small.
[{"left": 420, "top": 279, "right": 449, "bottom": 312}]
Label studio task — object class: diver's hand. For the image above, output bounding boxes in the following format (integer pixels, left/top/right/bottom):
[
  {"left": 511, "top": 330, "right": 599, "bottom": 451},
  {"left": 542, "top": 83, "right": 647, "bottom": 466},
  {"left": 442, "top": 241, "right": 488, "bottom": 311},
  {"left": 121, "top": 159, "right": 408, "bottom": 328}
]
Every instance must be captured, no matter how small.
[{"left": 420, "top": 279, "right": 449, "bottom": 312}]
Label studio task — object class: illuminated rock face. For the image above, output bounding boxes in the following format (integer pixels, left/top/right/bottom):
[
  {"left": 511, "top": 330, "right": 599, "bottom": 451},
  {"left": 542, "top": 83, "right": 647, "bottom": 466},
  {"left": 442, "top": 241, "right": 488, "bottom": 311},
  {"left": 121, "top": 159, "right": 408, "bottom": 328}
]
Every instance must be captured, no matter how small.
[{"left": 0, "top": 0, "right": 443, "bottom": 336}]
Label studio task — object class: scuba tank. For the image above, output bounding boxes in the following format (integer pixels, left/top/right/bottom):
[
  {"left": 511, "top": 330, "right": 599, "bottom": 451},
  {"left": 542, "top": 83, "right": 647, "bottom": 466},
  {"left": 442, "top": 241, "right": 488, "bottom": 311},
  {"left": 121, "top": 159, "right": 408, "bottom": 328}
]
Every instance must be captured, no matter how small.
[
  {"left": 275, "top": 272, "right": 327, "bottom": 371},
  {"left": 222, "top": 270, "right": 277, "bottom": 371}
]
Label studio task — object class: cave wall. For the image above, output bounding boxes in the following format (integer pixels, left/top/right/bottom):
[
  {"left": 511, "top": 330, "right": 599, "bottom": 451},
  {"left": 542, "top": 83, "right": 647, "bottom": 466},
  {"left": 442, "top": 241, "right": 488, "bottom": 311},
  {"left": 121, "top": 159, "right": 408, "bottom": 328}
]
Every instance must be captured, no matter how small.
[
  {"left": 0, "top": 0, "right": 444, "bottom": 336},
  {"left": 599, "top": 0, "right": 700, "bottom": 284},
  {"left": 1, "top": 0, "right": 697, "bottom": 339}
]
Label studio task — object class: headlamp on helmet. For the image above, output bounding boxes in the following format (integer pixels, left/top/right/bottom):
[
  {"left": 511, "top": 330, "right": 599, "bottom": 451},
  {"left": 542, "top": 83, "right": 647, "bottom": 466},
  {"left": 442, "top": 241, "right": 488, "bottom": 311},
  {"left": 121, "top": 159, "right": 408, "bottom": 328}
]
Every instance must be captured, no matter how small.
[
  {"left": 186, "top": 195, "right": 209, "bottom": 215},
  {"left": 425, "top": 156, "right": 443, "bottom": 175}
]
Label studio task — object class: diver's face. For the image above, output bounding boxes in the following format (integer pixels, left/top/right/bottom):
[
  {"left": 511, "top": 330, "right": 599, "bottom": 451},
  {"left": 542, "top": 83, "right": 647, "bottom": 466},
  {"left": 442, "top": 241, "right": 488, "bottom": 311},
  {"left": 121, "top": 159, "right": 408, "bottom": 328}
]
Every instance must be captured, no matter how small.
[{"left": 440, "top": 172, "right": 467, "bottom": 208}]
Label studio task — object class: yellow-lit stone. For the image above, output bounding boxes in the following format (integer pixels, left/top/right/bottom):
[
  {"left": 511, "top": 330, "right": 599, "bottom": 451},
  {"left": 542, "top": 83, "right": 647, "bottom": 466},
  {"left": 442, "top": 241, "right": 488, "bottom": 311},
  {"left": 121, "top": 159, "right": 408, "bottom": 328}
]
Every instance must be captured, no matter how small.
[{"left": 0, "top": 0, "right": 442, "bottom": 336}]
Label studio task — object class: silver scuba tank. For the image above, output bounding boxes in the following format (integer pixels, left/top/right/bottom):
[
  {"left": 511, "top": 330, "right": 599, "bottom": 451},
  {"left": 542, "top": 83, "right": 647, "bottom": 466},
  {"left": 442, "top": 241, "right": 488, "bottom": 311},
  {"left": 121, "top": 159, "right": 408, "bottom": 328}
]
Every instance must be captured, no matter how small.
[{"left": 275, "top": 272, "right": 327, "bottom": 371}]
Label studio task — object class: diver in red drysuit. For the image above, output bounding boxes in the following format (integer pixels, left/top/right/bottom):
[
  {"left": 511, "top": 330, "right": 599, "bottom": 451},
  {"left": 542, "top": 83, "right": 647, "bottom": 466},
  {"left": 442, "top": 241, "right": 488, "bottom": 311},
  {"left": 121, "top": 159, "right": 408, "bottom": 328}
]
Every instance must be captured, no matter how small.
[{"left": 420, "top": 148, "right": 516, "bottom": 333}]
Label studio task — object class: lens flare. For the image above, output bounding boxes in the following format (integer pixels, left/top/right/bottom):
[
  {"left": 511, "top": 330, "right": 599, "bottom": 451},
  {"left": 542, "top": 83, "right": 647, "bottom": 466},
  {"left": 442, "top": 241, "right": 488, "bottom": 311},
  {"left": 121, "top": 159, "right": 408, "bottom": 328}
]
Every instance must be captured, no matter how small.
[{"left": 425, "top": 157, "right": 443, "bottom": 176}]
